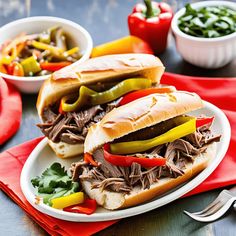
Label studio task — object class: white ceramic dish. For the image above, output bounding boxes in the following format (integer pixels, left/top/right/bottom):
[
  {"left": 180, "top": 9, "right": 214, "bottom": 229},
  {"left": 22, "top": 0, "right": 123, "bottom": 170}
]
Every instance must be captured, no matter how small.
[
  {"left": 0, "top": 16, "right": 93, "bottom": 93},
  {"left": 171, "top": 1, "right": 236, "bottom": 69},
  {"left": 20, "top": 101, "right": 230, "bottom": 222}
]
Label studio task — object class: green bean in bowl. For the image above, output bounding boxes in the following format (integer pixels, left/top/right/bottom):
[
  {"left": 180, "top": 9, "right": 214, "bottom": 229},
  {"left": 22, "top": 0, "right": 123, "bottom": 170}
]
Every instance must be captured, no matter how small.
[
  {"left": 178, "top": 4, "right": 236, "bottom": 38},
  {"left": 0, "top": 26, "right": 82, "bottom": 77}
]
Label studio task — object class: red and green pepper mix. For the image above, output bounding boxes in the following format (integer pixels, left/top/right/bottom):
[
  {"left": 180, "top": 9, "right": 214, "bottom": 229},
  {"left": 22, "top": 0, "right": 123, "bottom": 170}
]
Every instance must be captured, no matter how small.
[{"left": 0, "top": 26, "right": 81, "bottom": 77}]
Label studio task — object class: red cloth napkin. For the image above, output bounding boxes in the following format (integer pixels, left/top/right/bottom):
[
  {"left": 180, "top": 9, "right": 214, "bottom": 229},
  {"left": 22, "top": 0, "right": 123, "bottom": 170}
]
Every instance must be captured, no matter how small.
[
  {"left": 0, "top": 137, "right": 117, "bottom": 236},
  {"left": 0, "top": 72, "right": 236, "bottom": 235},
  {"left": 0, "top": 78, "right": 22, "bottom": 144}
]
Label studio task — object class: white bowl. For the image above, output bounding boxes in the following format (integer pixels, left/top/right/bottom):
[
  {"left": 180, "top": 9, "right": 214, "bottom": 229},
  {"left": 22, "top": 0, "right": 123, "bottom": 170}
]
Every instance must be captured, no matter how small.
[
  {"left": 0, "top": 16, "right": 93, "bottom": 93},
  {"left": 171, "top": 1, "right": 236, "bottom": 69}
]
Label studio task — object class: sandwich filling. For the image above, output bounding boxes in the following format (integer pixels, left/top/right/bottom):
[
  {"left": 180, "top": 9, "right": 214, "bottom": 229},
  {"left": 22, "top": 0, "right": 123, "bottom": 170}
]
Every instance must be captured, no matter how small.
[
  {"left": 37, "top": 78, "right": 174, "bottom": 145},
  {"left": 71, "top": 121, "right": 221, "bottom": 193},
  {"left": 37, "top": 98, "right": 121, "bottom": 144},
  {"left": 37, "top": 77, "right": 155, "bottom": 144}
]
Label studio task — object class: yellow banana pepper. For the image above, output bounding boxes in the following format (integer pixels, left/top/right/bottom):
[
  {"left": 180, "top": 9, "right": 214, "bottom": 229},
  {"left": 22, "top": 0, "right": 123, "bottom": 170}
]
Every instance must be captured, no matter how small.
[
  {"left": 31, "top": 40, "right": 64, "bottom": 55},
  {"left": 61, "top": 78, "right": 152, "bottom": 112},
  {"left": 51, "top": 192, "right": 84, "bottom": 209},
  {"left": 110, "top": 116, "right": 196, "bottom": 154},
  {"left": 91, "top": 35, "right": 153, "bottom": 58}
]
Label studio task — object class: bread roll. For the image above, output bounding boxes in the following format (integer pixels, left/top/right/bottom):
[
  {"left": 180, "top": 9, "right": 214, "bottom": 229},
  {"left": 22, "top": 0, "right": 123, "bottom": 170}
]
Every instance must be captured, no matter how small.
[
  {"left": 36, "top": 54, "right": 164, "bottom": 158},
  {"left": 85, "top": 91, "right": 203, "bottom": 154},
  {"left": 81, "top": 143, "right": 216, "bottom": 210},
  {"left": 37, "top": 54, "right": 165, "bottom": 117},
  {"left": 47, "top": 140, "right": 84, "bottom": 159}
]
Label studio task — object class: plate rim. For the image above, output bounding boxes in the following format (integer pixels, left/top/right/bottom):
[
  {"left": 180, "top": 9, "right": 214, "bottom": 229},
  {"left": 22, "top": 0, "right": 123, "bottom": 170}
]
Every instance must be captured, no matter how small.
[{"left": 20, "top": 101, "right": 231, "bottom": 222}]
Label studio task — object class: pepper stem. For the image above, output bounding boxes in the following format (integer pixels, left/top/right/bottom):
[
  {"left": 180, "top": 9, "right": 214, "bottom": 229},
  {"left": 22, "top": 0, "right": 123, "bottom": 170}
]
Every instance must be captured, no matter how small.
[{"left": 144, "top": 0, "right": 154, "bottom": 18}]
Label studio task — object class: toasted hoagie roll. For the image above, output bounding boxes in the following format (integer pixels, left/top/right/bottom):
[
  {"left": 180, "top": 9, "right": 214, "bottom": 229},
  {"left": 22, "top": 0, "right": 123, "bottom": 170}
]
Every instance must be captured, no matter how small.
[
  {"left": 70, "top": 91, "right": 221, "bottom": 210},
  {"left": 36, "top": 54, "right": 165, "bottom": 158}
]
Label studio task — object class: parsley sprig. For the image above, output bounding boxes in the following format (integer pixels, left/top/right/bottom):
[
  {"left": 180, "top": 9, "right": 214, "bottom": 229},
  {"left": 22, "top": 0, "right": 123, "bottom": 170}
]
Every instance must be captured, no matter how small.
[{"left": 31, "top": 162, "right": 79, "bottom": 205}]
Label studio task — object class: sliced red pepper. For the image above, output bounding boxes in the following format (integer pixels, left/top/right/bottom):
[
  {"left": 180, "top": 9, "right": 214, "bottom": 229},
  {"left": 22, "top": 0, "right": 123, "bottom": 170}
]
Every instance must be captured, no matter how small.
[
  {"left": 103, "top": 144, "right": 166, "bottom": 168},
  {"left": 0, "top": 64, "right": 7, "bottom": 74},
  {"left": 84, "top": 153, "right": 99, "bottom": 167},
  {"left": 6, "top": 62, "right": 15, "bottom": 75},
  {"left": 12, "top": 62, "right": 24, "bottom": 76},
  {"left": 7, "top": 61, "right": 24, "bottom": 76},
  {"left": 58, "top": 100, "right": 65, "bottom": 114},
  {"left": 40, "top": 61, "right": 72, "bottom": 72},
  {"left": 119, "top": 87, "right": 174, "bottom": 105},
  {"left": 196, "top": 117, "right": 214, "bottom": 128},
  {"left": 63, "top": 199, "right": 97, "bottom": 215}
]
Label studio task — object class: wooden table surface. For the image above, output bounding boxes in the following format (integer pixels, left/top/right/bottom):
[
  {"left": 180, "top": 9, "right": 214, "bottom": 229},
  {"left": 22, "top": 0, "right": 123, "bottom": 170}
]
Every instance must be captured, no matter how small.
[{"left": 0, "top": 0, "right": 236, "bottom": 235}]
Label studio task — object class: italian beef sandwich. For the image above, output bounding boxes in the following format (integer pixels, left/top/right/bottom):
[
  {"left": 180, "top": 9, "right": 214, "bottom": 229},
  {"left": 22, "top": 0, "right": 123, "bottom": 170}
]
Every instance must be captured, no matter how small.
[
  {"left": 36, "top": 54, "right": 166, "bottom": 158},
  {"left": 70, "top": 91, "right": 221, "bottom": 210}
]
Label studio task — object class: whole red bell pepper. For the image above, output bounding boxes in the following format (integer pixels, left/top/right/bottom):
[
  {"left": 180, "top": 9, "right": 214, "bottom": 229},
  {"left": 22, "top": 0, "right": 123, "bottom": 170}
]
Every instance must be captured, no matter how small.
[{"left": 128, "top": 0, "right": 173, "bottom": 54}]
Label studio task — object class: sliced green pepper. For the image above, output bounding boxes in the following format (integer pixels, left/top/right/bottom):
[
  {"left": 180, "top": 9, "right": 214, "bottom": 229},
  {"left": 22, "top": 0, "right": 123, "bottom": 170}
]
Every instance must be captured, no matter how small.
[
  {"left": 55, "top": 27, "right": 67, "bottom": 51},
  {"left": 31, "top": 40, "right": 63, "bottom": 55},
  {"left": 21, "top": 56, "right": 41, "bottom": 75},
  {"left": 110, "top": 116, "right": 196, "bottom": 154},
  {"left": 39, "top": 26, "right": 59, "bottom": 44},
  {"left": 0, "top": 46, "right": 17, "bottom": 65},
  {"left": 39, "top": 32, "right": 51, "bottom": 44},
  {"left": 63, "top": 47, "right": 79, "bottom": 57},
  {"left": 61, "top": 78, "right": 152, "bottom": 112}
]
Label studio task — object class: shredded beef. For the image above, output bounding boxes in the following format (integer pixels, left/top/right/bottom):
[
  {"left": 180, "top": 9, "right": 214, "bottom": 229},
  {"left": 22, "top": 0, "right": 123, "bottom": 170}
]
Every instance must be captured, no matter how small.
[
  {"left": 70, "top": 161, "right": 87, "bottom": 181},
  {"left": 71, "top": 106, "right": 103, "bottom": 132},
  {"left": 92, "top": 178, "right": 132, "bottom": 193},
  {"left": 37, "top": 100, "right": 120, "bottom": 144},
  {"left": 60, "top": 132, "right": 85, "bottom": 144},
  {"left": 71, "top": 127, "right": 221, "bottom": 194}
]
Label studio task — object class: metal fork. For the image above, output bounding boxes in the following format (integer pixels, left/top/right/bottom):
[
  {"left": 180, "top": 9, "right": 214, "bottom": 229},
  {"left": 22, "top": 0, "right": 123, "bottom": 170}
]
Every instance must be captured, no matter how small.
[{"left": 184, "top": 187, "right": 236, "bottom": 222}]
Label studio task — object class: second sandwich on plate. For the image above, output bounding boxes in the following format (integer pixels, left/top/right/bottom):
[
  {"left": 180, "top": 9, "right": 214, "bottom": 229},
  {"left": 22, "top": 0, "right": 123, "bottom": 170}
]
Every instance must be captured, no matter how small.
[
  {"left": 70, "top": 91, "right": 221, "bottom": 210},
  {"left": 36, "top": 53, "right": 166, "bottom": 158}
]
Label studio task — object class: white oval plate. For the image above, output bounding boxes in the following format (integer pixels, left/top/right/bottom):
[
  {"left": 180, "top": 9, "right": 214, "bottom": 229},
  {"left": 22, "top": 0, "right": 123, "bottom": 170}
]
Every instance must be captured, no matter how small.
[{"left": 20, "top": 101, "right": 231, "bottom": 222}]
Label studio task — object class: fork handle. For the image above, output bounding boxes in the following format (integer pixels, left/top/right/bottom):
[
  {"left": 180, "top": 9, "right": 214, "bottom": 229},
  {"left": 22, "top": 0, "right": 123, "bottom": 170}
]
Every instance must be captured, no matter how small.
[
  {"left": 229, "top": 185, "right": 236, "bottom": 196},
  {"left": 233, "top": 202, "right": 236, "bottom": 210}
]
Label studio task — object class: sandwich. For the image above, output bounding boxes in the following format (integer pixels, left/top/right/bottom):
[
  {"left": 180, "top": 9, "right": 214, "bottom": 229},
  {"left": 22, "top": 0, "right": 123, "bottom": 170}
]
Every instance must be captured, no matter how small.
[
  {"left": 36, "top": 54, "right": 166, "bottom": 158},
  {"left": 70, "top": 91, "right": 221, "bottom": 210}
]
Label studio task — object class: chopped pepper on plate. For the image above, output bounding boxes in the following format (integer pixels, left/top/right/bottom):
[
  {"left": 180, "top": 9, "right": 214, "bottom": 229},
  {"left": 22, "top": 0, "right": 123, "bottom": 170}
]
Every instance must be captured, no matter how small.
[
  {"left": 51, "top": 192, "right": 84, "bottom": 209},
  {"left": 63, "top": 199, "right": 97, "bottom": 215}
]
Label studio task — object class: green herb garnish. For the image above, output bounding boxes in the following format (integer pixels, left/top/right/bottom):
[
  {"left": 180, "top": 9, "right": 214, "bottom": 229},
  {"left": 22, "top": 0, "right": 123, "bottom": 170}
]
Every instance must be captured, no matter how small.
[
  {"left": 31, "top": 162, "right": 79, "bottom": 205},
  {"left": 178, "top": 4, "right": 236, "bottom": 38}
]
